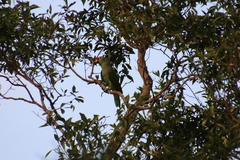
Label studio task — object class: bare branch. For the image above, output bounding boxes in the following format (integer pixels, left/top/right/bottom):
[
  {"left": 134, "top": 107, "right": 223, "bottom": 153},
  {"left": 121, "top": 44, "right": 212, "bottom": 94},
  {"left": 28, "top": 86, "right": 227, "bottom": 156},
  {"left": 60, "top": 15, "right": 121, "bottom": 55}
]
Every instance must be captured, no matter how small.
[
  {"left": 0, "top": 93, "right": 43, "bottom": 109},
  {"left": 124, "top": 38, "right": 139, "bottom": 49},
  {"left": 88, "top": 75, "right": 126, "bottom": 103},
  {"left": 15, "top": 75, "right": 35, "bottom": 102}
]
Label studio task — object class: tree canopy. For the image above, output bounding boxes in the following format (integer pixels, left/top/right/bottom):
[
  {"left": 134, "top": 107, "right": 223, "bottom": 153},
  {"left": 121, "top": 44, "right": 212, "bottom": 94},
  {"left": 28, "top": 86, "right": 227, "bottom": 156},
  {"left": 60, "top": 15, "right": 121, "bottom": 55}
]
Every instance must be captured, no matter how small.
[{"left": 1, "top": 0, "right": 240, "bottom": 159}]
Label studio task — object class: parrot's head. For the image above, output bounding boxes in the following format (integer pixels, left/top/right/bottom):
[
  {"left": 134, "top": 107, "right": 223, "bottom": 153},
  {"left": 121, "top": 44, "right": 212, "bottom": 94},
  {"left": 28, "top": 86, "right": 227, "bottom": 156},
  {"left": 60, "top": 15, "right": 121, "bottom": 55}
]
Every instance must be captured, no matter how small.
[
  {"left": 94, "top": 57, "right": 101, "bottom": 65},
  {"left": 94, "top": 57, "right": 101, "bottom": 63},
  {"left": 94, "top": 57, "right": 107, "bottom": 65}
]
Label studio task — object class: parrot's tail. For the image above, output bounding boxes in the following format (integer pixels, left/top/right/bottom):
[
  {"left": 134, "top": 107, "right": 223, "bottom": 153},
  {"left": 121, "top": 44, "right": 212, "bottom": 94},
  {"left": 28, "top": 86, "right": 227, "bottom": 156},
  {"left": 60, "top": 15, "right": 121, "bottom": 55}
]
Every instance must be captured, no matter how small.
[{"left": 113, "top": 95, "right": 120, "bottom": 107}]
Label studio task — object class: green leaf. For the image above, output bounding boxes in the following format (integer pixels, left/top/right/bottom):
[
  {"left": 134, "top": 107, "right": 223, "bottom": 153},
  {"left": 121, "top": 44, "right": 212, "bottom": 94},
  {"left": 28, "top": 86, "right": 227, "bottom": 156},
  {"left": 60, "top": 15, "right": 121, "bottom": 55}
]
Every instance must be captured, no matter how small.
[
  {"left": 60, "top": 109, "right": 65, "bottom": 114},
  {"left": 75, "top": 96, "right": 84, "bottom": 103},
  {"left": 80, "top": 113, "right": 87, "bottom": 122},
  {"left": 54, "top": 134, "right": 59, "bottom": 141},
  {"left": 39, "top": 123, "right": 48, "bottom": 128},
  {"left": 60, "top": 103, "right": 66, "bottom": 107},
  {"left": 72, "top": 85, "right": 76, "bottom": 93},
  {"left": 125, "top": 94, "right": 130, "bottom": 103},
  {"left": 45, "top": 150, "right": 52, "bottom": 158}
]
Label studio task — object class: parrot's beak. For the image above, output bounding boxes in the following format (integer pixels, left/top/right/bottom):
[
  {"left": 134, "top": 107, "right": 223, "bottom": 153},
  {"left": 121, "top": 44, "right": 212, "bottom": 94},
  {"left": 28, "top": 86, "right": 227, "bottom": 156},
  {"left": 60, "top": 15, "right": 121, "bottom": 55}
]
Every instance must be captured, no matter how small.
[
  {"left": 93, "top": 57, "right": 101, "bottom": 65},
  {"left": 93, "top": 57, "right": 100, "bottom": 64}
]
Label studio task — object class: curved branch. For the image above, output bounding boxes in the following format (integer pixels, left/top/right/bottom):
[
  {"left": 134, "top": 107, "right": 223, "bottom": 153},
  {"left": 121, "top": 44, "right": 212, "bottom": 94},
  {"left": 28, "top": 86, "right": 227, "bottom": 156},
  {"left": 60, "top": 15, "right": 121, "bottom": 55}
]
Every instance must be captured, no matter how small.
[
  {"left": 137, "top": 46, "right": 153, "bottom": 102},
  {"left": 88, "top": 75, "right": 126, "bottom": 103},
  {"left": 124, "top": 38, "right": 139, "bottom": 49},
  {"left": 102, "top": 44, "right": 152, "bottom": 159}
]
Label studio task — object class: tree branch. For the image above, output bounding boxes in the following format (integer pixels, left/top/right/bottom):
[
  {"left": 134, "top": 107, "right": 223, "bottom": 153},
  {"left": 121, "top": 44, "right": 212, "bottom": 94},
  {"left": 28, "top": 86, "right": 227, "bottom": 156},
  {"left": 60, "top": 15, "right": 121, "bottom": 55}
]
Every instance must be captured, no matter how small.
[{"left": 102, "top": 44, "right": 152, "bottom": 159}]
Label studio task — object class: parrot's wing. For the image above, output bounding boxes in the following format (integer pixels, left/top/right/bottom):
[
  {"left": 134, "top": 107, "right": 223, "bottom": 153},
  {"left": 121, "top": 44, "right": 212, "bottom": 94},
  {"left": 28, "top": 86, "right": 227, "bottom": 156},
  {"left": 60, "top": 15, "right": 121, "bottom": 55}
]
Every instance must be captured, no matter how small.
[
  {"left": 108, "top": 67, "right": 122, "bottom": 93},
  {"left": 100, "top": 71, "right": 105, "bottom": 83}
]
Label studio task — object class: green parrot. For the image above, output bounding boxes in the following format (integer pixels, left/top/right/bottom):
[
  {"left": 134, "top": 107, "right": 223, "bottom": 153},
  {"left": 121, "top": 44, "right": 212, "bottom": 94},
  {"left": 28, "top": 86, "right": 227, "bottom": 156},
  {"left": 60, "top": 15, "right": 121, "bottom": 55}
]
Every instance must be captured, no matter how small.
[{"left": 95, "top": 57, "right": 123, "bottom": 106}]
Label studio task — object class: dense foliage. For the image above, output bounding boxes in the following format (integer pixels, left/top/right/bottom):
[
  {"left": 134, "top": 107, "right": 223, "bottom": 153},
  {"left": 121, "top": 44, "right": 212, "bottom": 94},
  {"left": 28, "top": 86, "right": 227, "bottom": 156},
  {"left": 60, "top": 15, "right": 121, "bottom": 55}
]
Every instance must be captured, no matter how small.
[{"left": 1, "top": 0, "right": 240, "bottom": 159}]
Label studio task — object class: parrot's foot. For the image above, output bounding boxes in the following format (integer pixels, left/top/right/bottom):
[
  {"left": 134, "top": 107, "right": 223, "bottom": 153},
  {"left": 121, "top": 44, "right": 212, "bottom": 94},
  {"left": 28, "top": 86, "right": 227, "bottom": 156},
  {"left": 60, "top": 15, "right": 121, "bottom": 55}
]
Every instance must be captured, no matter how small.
[{"left": 104, "top": 87, "right": 110, "bottom": 92}]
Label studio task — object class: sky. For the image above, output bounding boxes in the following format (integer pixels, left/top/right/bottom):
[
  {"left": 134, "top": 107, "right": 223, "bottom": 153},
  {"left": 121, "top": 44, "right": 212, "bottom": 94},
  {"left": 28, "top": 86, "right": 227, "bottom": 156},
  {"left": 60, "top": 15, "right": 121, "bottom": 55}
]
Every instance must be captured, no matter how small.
[{"left": 0, "top": 1, "right": 206, "bottom": 160}]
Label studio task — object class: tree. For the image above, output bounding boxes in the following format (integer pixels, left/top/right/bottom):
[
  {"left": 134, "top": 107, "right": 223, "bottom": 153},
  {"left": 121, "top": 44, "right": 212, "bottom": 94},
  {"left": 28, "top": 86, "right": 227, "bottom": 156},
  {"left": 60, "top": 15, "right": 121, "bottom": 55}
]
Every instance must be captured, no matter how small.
[{"left": 1, "top": 0, "right": 240, "bottom": 159}]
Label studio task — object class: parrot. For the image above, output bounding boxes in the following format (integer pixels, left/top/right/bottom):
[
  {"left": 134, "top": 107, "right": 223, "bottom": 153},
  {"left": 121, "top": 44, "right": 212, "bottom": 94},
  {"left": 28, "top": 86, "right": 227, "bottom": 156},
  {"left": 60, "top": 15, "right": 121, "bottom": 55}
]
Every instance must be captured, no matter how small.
[{"left": 95, "top": 57, "right": 123, "bottom": 107}]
